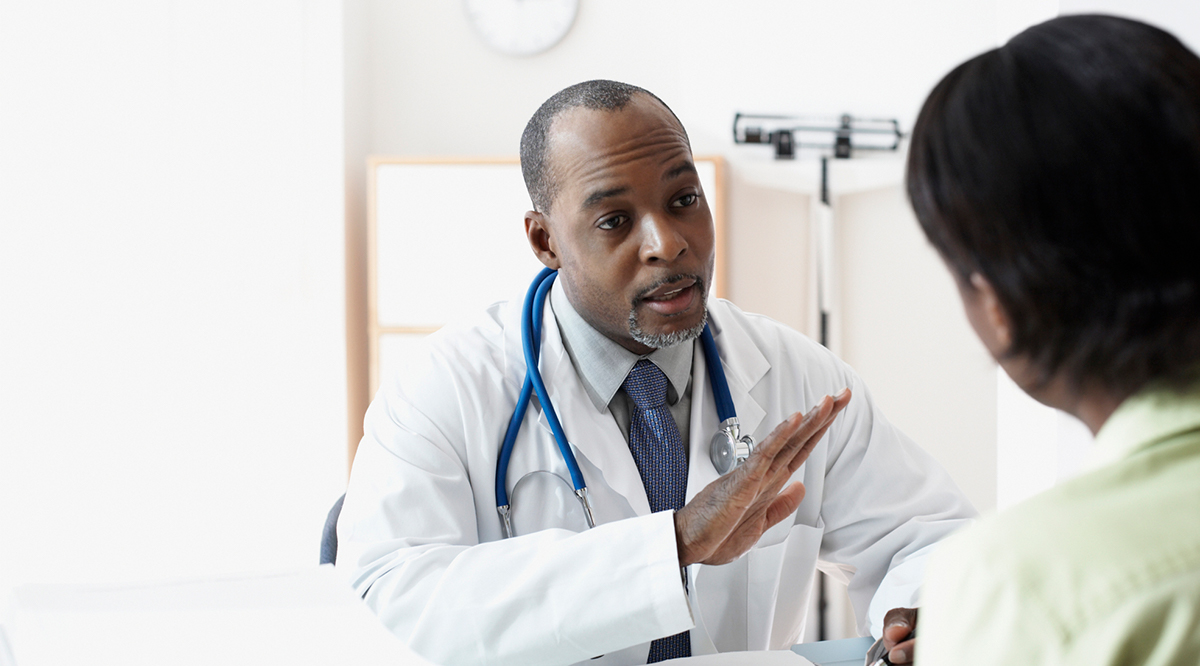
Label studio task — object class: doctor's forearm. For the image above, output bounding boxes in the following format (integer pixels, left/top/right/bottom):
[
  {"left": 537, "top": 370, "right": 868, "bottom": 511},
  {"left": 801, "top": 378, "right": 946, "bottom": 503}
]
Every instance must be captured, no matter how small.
[{"left": 352, "top": 513, "right": 694, "bottom": 665}]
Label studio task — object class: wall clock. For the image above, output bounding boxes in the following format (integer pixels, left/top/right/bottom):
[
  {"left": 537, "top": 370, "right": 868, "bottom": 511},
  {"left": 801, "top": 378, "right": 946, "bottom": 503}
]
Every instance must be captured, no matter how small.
[{"left": 463, "top": 0, "right": 579, "bottom": 56}]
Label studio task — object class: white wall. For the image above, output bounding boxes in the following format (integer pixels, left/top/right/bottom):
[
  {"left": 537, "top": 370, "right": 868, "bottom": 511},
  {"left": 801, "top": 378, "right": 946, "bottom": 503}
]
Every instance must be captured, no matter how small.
[
  {"left": 352, "top": 0, "right": 998, "bottom": 157},
  {"left": 837, "top": 186, "right": 998, "bottom": 511},
  {"left": 1060, "top": 0, "right": 1200, "bottom": 51},
  {"left": 0, "top": 1, "right": 347, "bottom": 592},
  {"left": 344, "top": 1, "right": 1006, "bottom": 511}
]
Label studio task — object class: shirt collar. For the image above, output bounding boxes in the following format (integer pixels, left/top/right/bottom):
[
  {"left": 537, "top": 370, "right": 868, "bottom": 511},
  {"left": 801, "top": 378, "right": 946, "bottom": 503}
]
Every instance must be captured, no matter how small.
[
  {"left": 550, "top": 278, "right": 694, "bottom": 413},
  {"left": 1088, "top": 379, "right": 1200, "bottom": 471}
]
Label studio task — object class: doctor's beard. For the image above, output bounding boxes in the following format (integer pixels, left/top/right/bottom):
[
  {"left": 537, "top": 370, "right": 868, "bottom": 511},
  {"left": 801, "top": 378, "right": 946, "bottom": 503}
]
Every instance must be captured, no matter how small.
[{"left": 627, "top": 274, "right": 708, "bottom": 349}]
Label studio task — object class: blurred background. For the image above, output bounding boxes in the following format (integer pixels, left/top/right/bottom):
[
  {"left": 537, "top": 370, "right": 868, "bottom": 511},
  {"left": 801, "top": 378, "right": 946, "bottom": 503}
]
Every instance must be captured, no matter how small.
[{"left": 2, "top": 0, "right": 1196, "bottom": 640}]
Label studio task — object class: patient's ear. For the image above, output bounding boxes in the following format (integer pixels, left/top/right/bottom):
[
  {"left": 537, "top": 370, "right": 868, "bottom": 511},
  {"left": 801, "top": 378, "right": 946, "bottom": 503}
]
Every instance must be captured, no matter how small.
[{"left": 968, "top": 272, "right": 1012, "bottom": 354}]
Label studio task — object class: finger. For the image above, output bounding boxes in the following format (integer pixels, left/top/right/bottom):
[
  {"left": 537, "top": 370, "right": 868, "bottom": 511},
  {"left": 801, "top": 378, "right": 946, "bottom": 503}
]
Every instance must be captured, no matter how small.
[
  {"left": 883, "top": 620, "right": 912, "bottom": 645},
  {"left": 699, "top": 483, "right": 807, "bottom": 566},
  {"left": 782, "top": 410, "right": 840, "bottom": 474},
  {"left": 787, "top": 391, "right": 854, "bottom": 468},
  {"left": 687, "top": 389, "right": 850, "bottom": 563},
  {"left": 747, "top": 389, "right": 851, "bottom": 474},
  {"left": 763, "top": 482, "right": 805, "bottom": 526},
  {"left": 888, "top": 638, "right": 916, "bottom": 664},
  {"left": 676, "top": 451, "right": 781, "bottom": 564},
  {"left": 882, "top": 607, "right": 918, "bottom": 644},
  {"left": 760, "top": 397, "right": 834, "bottom": 474},
  {"left": 753, "top": 404, "right": 819, "bottom": 462},
  {"left": 883, "top": 607, "right": 916, "bottom": 648},
  {"left": 764, "top": 404, "right": 842, "bottom": 481},
  {"left": 716, "top": 400, "right": 830, "bottom": 518},
  {"left": 831, "top": 387, "right": 851, "bottom": 412},
  {"left": 776, "top": 395, "right": 834, "bottom": 450},
  {"left": 781, "top": 393, "right": 846, "bottom": 459}
]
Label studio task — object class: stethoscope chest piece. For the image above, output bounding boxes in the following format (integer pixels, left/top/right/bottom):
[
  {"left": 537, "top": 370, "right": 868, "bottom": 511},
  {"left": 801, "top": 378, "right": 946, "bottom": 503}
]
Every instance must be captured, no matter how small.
[{"left": 709, "top": 417, "right": 754, "bottom": 475}]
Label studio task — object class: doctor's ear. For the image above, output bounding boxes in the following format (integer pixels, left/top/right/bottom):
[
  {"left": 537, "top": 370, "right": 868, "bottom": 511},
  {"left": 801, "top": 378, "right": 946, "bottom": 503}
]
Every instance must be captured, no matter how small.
[
  {"left": 967, "top": 272, "right": 1013, "bottom": 354},
  {"left": 525, "top": 210, "right": 561, "bottom": 270}
]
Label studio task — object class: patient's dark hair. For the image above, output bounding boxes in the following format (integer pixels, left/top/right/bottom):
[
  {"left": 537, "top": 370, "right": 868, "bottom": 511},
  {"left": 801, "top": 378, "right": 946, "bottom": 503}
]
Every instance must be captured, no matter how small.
[
  {"left": 520, "top": 80, "right": 687, "bottom": 213},
  {"left": 907, "top": 14, "right": 1200, "bottom": 396}
]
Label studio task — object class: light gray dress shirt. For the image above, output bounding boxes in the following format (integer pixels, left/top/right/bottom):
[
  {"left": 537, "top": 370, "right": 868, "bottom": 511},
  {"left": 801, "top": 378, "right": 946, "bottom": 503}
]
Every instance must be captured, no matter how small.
[{"left": 549, "top": 280, "right": 694, "bottom": 453}]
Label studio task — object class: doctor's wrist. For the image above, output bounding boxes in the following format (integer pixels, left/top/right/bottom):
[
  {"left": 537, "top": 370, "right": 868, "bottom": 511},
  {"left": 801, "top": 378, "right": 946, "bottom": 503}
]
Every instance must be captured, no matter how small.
[
  {"left": 673, "top": 510, "right": 694, "bottom": 568},
  {"left": 672, "top": 513, "right": 692, "bottom": 598}
]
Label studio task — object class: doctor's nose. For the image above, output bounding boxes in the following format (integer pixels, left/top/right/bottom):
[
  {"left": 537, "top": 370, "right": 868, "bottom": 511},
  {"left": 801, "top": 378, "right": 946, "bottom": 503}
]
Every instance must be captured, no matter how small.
[{"left": 638, "top": 213, "right": 688, "bottom": 265}]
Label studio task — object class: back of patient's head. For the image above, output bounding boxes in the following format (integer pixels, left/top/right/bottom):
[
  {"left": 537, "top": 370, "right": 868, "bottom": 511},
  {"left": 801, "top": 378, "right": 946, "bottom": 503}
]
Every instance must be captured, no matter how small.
[{"left": 907, "top": 14, "right": 1200, "bottom": 397}]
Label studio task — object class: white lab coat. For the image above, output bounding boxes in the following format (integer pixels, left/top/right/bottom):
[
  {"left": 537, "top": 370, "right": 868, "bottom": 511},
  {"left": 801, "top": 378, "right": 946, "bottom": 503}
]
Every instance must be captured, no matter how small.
[{"left": 338, "top": 296, "right": 975, "bottom": 666}]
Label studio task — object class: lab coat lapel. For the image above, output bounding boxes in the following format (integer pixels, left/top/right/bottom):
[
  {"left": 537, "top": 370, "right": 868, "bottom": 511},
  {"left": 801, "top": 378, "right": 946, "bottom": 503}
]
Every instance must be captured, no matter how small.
[
  {"left": 533, "top": 305, "right": 653, "bottom": 518},
  {"left": 686, "top": 301, "right": 769, "bottom": 502}
]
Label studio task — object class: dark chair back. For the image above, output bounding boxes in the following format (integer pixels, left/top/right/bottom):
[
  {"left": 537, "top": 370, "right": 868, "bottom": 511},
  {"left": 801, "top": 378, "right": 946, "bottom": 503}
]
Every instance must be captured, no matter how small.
[{"left": 320, "top": 493, "right": 346, "bottom": 565}]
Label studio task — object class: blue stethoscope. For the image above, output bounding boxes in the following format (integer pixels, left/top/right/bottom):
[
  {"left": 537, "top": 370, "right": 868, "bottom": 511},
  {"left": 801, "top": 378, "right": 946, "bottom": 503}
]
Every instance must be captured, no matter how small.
[{"left": 496, "top": 267, "right": 754, "bottom": 538}]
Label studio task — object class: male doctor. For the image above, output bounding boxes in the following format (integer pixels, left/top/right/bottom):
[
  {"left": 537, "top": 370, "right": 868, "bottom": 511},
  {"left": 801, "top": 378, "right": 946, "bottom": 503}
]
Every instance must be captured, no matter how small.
[{"left": 338, "top": 80, "right": 975, "bottom": 666}]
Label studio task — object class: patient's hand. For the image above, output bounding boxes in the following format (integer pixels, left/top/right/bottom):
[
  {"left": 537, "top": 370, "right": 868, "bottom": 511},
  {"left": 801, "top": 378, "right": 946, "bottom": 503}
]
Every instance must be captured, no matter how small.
[{"left": 882, "top": 607, "right": 918, "bottom": 664}]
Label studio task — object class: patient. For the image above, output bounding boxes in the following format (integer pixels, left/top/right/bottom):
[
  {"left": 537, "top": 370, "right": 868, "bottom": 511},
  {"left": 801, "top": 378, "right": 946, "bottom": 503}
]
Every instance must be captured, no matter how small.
[{"left": 905, "top": 14, "right": 1200, "bottom": 665}]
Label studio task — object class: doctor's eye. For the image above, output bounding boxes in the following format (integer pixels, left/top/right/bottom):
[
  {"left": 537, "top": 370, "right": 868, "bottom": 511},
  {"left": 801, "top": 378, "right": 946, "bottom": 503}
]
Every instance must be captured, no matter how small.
[
  {"left": 671, "top": 193, "right": 699, "bottom": 208},
  {"left": 597, "top": 214, "right": 628, "bottom": 230}
]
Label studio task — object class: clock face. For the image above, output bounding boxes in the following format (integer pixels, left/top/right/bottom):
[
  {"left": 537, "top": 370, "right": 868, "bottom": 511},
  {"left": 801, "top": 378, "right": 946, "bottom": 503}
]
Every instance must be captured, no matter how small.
[{"left": 463, "top": 0, "right": 579, "bottom": 56}]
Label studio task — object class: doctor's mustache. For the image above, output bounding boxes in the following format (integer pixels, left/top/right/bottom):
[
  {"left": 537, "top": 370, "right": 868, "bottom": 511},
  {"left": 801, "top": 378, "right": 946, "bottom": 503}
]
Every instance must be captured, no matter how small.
[{"left": 632, "top": 273, "right": 707, "bottom": 306}]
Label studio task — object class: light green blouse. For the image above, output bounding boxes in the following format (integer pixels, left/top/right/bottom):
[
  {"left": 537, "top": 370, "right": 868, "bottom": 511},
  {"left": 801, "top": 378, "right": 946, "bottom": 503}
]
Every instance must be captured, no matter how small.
[{"left": 918, "top": 383, "right": 1200, "bottom": 666}]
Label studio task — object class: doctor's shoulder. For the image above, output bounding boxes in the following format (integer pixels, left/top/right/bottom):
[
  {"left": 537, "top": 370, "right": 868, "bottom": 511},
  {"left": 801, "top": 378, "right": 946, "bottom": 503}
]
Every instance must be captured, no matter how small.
[
  {"left": 376, "top": 300, "right": 522, "bottom": 417},
  {"left": 708, "top": 298, "right": 855, "bottom": 392}
]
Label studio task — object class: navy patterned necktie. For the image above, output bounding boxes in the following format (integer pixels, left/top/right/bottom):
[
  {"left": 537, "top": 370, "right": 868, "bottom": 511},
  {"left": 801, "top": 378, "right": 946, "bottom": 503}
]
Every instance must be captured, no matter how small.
[{"left": 623, "top": 359, "right": 691, "bottom": 662}]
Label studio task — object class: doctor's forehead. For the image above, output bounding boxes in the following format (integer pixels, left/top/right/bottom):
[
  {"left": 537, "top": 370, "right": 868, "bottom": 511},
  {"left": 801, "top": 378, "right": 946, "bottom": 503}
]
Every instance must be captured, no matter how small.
[{"left": 545, "top": 97, "right": 694, "bottom": 207}]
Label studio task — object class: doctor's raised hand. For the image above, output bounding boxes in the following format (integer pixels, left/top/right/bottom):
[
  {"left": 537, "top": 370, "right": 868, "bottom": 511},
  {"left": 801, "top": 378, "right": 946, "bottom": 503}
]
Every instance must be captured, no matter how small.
[{"left": 675, "top": 388, "right": 851, "bottom": 567}]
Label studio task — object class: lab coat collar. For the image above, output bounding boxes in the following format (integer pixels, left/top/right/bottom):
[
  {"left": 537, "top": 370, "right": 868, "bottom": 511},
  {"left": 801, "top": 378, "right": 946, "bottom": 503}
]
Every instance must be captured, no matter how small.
[
  {"left": 533, "top": 302, "right": 654, "bottom": 516},
  {"left": 685, "top": 301, "right": 769, "bottom": 502}
]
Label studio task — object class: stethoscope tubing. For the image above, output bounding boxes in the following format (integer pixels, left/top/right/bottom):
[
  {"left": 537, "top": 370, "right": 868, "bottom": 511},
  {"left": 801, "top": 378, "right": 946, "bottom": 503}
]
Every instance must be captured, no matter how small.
[
  {"left": 496, "top": 268, "right": 589, "bottom": 511},
  {"left": 523, "top": 270, "right": 588, "bottom": 491},
  {"left": 700, "top": 324, "right": 736, "bottom": 422},
  {"left": 494, "top": 271, "right": 543, "bottom": 508},
  {"left": 496, "top": 267, "right": 743, "bottom": 531}
]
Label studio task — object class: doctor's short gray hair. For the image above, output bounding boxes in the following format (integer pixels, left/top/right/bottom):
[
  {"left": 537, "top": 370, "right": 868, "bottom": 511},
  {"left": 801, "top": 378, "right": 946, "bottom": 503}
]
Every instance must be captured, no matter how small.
[{"left": 519, "top": 80, "right": 687, "bottom": 214}]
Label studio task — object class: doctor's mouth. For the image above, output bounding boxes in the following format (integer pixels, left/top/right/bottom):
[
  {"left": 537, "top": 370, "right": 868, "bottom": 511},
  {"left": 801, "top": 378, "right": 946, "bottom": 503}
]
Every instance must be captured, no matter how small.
[{"left": 634, "top": 274, "right": 705, "bottom": 318}]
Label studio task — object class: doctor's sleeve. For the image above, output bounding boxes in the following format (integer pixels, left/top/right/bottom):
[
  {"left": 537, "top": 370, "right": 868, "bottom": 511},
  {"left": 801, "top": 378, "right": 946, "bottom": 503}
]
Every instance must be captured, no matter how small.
[
  {"left": 811, "top": 370, "right": 977, "bottom": 638},
  {"left": 335, "top": 348, "right": 693, "bottom": 666}
]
